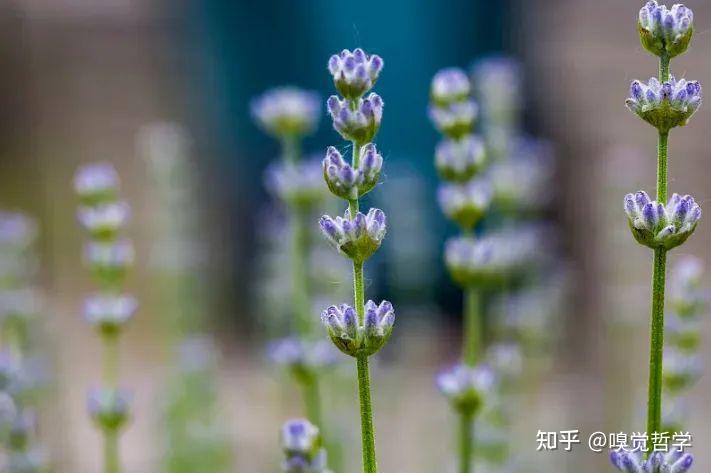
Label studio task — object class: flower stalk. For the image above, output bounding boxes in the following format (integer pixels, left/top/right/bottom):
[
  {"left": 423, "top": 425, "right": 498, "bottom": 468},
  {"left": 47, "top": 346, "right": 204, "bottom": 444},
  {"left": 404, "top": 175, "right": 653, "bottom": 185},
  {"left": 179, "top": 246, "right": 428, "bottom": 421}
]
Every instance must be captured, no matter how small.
[
  {"left": 320, "top": 48, "right": 390, "bottom": 473},
  {"left": 615, "top": 3, "right": 703, "bottom": 470},
  {"left": 75, "top": 163, "right": 136, "bottom": 473},
  {"left": 252, "top": 86, "right": 330, "bottom": 432},
  {"left": 429, "top": 66, "right": 493, "bottom": 473}
]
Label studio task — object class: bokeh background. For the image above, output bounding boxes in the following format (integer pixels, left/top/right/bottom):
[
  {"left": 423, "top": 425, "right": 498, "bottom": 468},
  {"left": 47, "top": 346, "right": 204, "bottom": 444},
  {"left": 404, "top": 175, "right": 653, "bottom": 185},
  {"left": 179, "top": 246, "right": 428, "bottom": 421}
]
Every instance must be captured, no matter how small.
[{"left": 0, "top": 0, "right": 709, "bottom": 471}]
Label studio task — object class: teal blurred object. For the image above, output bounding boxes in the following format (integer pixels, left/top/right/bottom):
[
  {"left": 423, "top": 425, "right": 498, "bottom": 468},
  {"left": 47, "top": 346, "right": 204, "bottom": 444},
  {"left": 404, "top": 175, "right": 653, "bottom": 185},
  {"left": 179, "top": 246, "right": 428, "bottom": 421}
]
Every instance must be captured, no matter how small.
[{"left": 184, "top": 0, "right": 509, "bottom": 322}]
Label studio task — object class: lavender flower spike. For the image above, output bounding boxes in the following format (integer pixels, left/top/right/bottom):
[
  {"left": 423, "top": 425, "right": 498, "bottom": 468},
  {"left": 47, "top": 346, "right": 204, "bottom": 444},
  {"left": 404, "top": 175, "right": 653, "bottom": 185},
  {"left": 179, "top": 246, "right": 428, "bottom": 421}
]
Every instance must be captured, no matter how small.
[
  {"left": 328, "top": 48, "right": 383, "bottom": 100},
  {"left": 327, "top": 93, "right": 383, "bottom": 144},
  {"left": 321, "top": 301, "right": 395, "bottom": 357},
  {"left": 626, "top": 76, "right": 702, "bottom": 131},
  {"left": 610, "top": 448, "right": 693, "bottom": 473},
  {"left": 623, "top": 190, "right": 701, "bottom": 250},
  {"left": 74, "top": 162, "right": 120, "bottom": 205},
  {"left": 319, "top": 208, "right": 386, "bottom": 263},
  {"left": 281, "top": 419, "right": 331, "bottom": 473},
  {"left": 251, "top": 87, "right": 321, "bottom": 138},
  {"left": 435, "top": 135, "right": 486, "bottom": 182},
  {"left": 437, "top": 363, "right": 495, "bottom": 414},
  {"left": 638, "top": 1, "right": 694, "bottom": 58},
  {"left": 438, "top": 178, "right": 492, "bottom": 230},
  {"left": 431, "top": 68, "right": 471, "bottom": 106},
  {"left": 322, "top": 144, "right": 383, "bottom": 200}
]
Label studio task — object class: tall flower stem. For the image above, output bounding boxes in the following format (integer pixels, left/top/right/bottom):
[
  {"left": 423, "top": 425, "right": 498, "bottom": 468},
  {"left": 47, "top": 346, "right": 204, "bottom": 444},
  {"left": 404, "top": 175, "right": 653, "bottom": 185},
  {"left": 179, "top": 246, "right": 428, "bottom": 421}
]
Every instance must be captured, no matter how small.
[
  {"left": 303, "top": 377, "right": 323, "bottom": 433},
  {"left": 105, "top": 430, "right": 120, "bottom": 473},
  {"left": 647, "top": 247, "right": 666, "bottom": 437},
  {"left": 356, "top": 353, "right": 377, "bottom": 473},
  {"left": 458, "top": 411, "right": 474, "bottom": 473},
  {"left": 463, "top": 286, "right": 481, "bottom": 367},
  {"left": 458, "top": 286, "right": 480, "bottom": 473},
  {"left": 349, "top": 137, "right": 377, "bottom": 473},
  {"left": 292, "top": 207, "right": 313, "bottom": 336},
  {"left": 646, "top": 54, "right": 670, "bottom": 441}
]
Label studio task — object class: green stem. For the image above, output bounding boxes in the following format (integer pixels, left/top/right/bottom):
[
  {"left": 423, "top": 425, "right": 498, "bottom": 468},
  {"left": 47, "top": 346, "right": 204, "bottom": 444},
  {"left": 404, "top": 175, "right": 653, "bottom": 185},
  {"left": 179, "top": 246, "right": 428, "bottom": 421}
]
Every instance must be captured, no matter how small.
[
  {"left": 356, "top": 354, "right": 377, "bottom": 473},
  {"left": 659, "top": 53, "right": 670, "bottom": 82},
  {"left": 281, "top": 136, "right": 300, "bottom": 165},
  {"left": 302, "top": 377, "right": 323, "bottom": 432},
  {"left": 657, "top": 132, "right": 668, "bottom": 202},
  {"left": 458, "top": 411, "right": 473, "bottom": 473},
  {"left": 462, "top": 286, "right": 481, "bottom": 367},
  {"left": 646, "top": 53, "right": 671, "bottom": 447},
  {"left": 104, "top": 429, "right": 120, "bottom": 473},
  {"left": 647, "top": 248, "right": 666, "bottom": 439},
  {"left": 103, "top": 333, "right": 119, "bottom": 388},
  {"left": 351, "top": 137, "right": 376, "bottom": 472},
  {"left": 291, "top": 208, "right": 313, "bottom": 335}
]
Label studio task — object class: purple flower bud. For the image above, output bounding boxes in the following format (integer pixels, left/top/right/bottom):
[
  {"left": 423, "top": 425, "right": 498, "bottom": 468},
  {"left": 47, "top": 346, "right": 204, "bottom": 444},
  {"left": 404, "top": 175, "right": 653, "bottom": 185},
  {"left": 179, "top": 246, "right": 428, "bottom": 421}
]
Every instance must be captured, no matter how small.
[
  {"left": 626, "top": 76, "right": 702, "bottom": 130},
  {"left": 320, "top": 300, "right": 395, "bottom": 357},
  {"left": 74, "top": 162, "right": 120, "bottom": 205},
  {"left": 435, "top": 135, "right": 486, "bottom": 182},
  {"left": 265, "top": 159, "right": 327, "bottom": 208},
  {"left": 77, "top": 201, "right": 130, "bottom": 241},
  {"left": 83, "top": 294, "right": 137, "bottom": 336},
  {"left": 431, "top": 67, "right": 470, "bottom": 106},
  {"left": 281, "top": 418, "right": 327, "bottom": 472},
  {"left": 642, "top": 202, "right": 658, "bottom": 228},
  {"left": 429, "top": 100, "right": 478, "bottom": 139},
  {"left": 319, "top": 208, "right": 386, "bottom": 262},
  {"left": 327, "top": 94, "right": 384, "bottom": 144},
  {"left": 251, "top": 87, "right": 320, "bottom": 138},
  {"left": 328, "top": 48, "right": 383, "bottom": 100},
  {"left": 624, "top": 190, "right": 701, "bottom": 250},
  {"left": 638, "top": 1, "right": 694, "bottom": 58},
  {"left": 438, "top": 178, "right": 492, "bottom": 229},
  {"left": 87, "top": 387, "right": 131, "bottom": 432},
  {"left": 436, "top": 363, "right": 494, "bottom": 414}
]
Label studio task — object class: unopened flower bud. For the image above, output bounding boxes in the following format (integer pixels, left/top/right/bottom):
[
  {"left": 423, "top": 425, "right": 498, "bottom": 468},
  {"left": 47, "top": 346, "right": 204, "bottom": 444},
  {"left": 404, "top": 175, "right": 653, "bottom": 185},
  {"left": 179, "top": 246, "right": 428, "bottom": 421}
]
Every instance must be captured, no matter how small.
[
  {"left": 321, "top": 300, "right": 395, "bottom": 357},
  {"left": 435, "top": 135, "right": 486, "bottom": 182},
  {"left": 438, "top": 178, "right": 491, "bottom": 229},
  {"left": 322, "top": 144, "right": 383, "bottom": 200},
  {"left": 430, "top": 68, "right": 470, "bottom": 107},
  {"left": 83, "top": 294, "right": 137, "bottom": 337},
  {"left": 327, "top": 93, "right": 384, "bottom": 144},
  {"left": 319, "top": 208, "right": 386, "bottom": 263},
  {"left": 77, "top": 202, "right": 130, "bottom": 241},
  {"left": 610, "top": 448, "right": 693, "bottom": 473},
  {"left": 638, "top": 1, "right": 694, "bottom": 58},
  {"left": 663, "top": 349, "right": 702, "bottom": 393},
  {"left": 436, "top": 363, "right": 494, "bottom": 414},
  {"left": 623, "top": 191, "right": 701, "bottom": 250},
  {"left": 74, "top": 163, "right": 120, "bottom": 206},
  {"left": 268, "top": 337, "right": 338, "bottom": 383},
  {"left": 251, "top": 87, "right": 320, "bottom": 138},
  {"left": 83, "top": 240, "right": 135, "bottom": 286},
  {"left": 626, "top": 77, "right": 702, "bottom": 131},
  {"left": 429, "top": 100, "right": 477, "bottom": 139},
  {"left": 281, "top": 419, "right": 330, "bottom": 473},
  {"left": 328, "top": 48, "right": 383, "bottom": 100},
  {"left": 87, "top": 387, "right": 131, "bottom": 432},
  {"left": 265, "top": 159, "right": 328, "bottom": 209}
]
